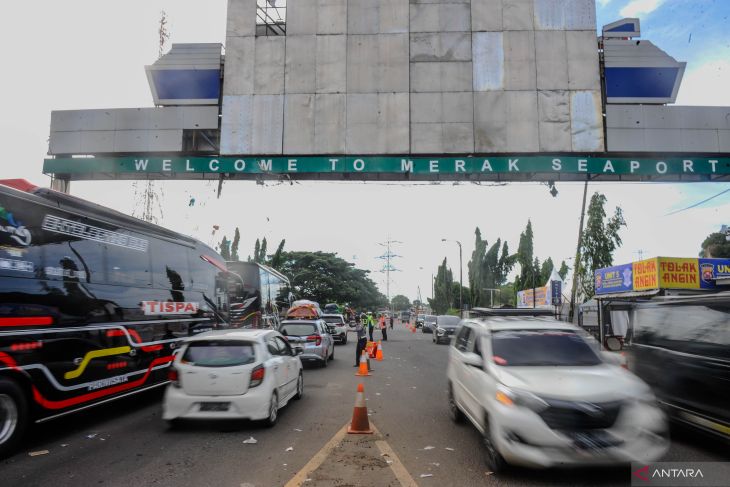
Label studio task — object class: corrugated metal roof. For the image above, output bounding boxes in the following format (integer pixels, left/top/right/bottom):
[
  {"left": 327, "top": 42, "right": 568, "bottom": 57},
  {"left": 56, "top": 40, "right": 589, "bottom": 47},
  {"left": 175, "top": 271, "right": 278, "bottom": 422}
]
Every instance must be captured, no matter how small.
[{"left": 595, "top": 290, "right": 661, "bottom": 300}]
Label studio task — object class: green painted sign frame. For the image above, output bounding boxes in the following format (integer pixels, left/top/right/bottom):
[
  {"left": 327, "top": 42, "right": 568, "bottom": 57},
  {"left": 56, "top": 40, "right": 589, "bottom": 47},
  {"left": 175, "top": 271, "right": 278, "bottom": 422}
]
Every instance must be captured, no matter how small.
[{"left": 43, "top": 155, "right": 730, "bottom": 181}]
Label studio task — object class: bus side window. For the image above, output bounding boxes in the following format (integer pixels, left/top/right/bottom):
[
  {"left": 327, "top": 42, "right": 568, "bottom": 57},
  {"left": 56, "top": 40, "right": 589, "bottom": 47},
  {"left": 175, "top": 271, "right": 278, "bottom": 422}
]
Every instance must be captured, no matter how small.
[
  {"left": 151, "top": 240, "right": 191, "bottom": 291},
  {"left": 188, "top": 249, "right": 216, "bottom": 292},
  {"left": 43, "top": 234, "right": 104, "bottom": 284},
  {"left": 106, "top": 235, "right": 151, "bottom": 286}
]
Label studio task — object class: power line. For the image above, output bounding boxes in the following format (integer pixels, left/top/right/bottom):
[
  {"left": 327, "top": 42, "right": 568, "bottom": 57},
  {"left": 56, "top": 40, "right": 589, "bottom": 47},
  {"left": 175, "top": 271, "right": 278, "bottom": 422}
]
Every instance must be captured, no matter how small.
[{"left": 664, "top": 188, "right": 730, "bottom": 216}]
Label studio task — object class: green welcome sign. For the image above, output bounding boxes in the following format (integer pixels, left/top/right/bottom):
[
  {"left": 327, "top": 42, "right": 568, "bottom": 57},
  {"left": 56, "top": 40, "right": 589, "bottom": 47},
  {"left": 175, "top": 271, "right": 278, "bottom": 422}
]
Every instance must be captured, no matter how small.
[{"left": 44, "top": 155, "right": 730, "bottom": 181}]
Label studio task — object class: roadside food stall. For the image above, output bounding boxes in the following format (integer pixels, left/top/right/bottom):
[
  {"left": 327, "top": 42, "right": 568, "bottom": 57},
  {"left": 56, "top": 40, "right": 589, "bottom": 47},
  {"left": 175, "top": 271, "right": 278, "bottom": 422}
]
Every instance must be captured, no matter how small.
[{"left": 593, "top": 257, "right": 730, "bottom": 349}]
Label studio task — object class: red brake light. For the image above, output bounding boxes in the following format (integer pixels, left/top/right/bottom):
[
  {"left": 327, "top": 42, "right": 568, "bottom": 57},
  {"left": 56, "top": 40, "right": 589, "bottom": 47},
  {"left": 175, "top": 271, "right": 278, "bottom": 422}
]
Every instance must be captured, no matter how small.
[
  {"left": 250, "top": 365, "right": 265, "bottom": 387},
  {"left": 168, "top": 367, "right": 180, "bottom": 387},
  {"left": 306, "top": 335, "right": 322, "bottom": 346}
]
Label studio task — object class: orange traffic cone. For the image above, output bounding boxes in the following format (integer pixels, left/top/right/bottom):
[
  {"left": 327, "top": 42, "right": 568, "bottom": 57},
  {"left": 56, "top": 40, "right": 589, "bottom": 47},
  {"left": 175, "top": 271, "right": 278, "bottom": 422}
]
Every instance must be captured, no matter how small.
[
  {"left": 347, "top": 383, "right": 373, "bottom": 434},
  {"left": 375, "top": 341, "right": 383, "bottom": 361},
  {"left": 355, "top": 350, "right": 371, "bottom": 376}
]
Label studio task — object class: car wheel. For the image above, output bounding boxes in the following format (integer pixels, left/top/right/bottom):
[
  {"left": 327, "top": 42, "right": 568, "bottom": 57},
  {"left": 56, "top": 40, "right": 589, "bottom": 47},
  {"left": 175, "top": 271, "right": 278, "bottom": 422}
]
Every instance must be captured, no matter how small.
[
  {"left": 0, "top": 379, "right": 28, "bottom": 459},
  {"left": 330, "top": 347, "right": 335, "bottom": 361},
  {"left": 294, "top": 372, "right": 303, "bottom": 400},
  {"left": 483, "top": 416, "right": 507, "bottom": 473},
  {"left": 264, "top": 392, "right": 279, "bottom": 427},
  {"left": 447, "top": 383, "right": 464, "bottom": 423},
  {"left": 322, "top": 353, "right": 328, "bottom": 368}
]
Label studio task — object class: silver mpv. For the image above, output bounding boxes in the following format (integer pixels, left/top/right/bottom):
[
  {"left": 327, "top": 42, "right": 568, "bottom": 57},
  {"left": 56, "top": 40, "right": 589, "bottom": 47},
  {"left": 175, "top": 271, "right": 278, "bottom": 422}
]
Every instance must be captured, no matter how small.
[{"left": 279, "top": 319, "right": 334, "bottom": 367}]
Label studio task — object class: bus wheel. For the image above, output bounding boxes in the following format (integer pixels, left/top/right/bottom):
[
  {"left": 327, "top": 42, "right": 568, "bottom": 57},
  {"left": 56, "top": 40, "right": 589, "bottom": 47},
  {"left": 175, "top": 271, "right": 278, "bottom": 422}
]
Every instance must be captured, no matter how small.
[{"left": 0, "top": 378, "right": 28, "bottom": 459}]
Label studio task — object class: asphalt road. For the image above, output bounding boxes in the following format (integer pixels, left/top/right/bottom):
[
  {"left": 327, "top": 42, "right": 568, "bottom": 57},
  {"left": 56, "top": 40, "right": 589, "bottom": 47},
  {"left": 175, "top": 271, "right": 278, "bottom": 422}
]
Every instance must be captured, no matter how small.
[{"left": 1, "top": 326, "right": 727, "bottom": 487}]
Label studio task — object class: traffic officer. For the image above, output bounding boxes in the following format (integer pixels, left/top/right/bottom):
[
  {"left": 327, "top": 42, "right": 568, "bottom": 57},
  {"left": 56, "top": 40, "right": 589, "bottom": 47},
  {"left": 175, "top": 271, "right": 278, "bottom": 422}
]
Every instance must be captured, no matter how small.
[
  {"left": 366, "top": 311, "right": 375, "bottom": 342},
  {"left": 354, "top": 313, "right": 368, "bottom": 366}
]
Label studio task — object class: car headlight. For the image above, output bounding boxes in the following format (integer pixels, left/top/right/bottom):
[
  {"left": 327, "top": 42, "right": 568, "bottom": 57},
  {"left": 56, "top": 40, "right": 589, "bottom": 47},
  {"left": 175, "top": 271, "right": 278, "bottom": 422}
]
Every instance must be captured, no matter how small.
[
  {"left": 436, "top": 327, "right": 445, "bottom": 334},
  {"left": 495, "top": 385, "right": 549, "bottom": 412}
]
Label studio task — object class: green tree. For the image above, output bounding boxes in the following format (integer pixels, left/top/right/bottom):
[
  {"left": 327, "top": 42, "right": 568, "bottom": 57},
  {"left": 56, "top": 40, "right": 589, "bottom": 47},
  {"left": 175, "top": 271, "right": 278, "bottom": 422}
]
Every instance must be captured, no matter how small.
[
  {"left": 391, "top": 294, "right": 411, "bottom": 311},
  {"left": 578, "top": 193, "right": 627, "bottom": 299},
  {"left": 259, "top": 237, "right": 268, "bottom": 263},
  {"left": 429, "top": 258, "right": 453, "bottom": 315},
  {"left": 275, "top": 251, "right": 386, "bottom": 309},
  {"left": 252, "top": 239, "right": 260, "bottom": 263},
  {"left": 515, "top": 220, "right": 535, "bottom": 292},
  {"left": 218, "top": 236, "right": 231, "bottom": 261},
  {"left": 699, "top": 232, "right": 730, "bottom": 258},
  {"left": 251, "top": 237, "right": 269, "bottom": 264},
  {"left": 450, "top": 282, "right": 470, "bottom": 310},
  {"left": 231, "top": 227, "right": 241, "bottom": 261},
  {"left": 499, "top": 282, "right": 516, "bottom": 307},
  {"left": 468, "top": 228, "right": 489, "bottom": 306},
  {"left": 270, "top": 239, "right": 286, "bottom": 268},
  {"left": 467, "top": 228, "right": 515, "bottom": 307},
  {"left": 558, "top": 260, "right": 570, "bottom": 281},
  {"left": 540, "top": 257, "right": 554, "bottom": 284}
]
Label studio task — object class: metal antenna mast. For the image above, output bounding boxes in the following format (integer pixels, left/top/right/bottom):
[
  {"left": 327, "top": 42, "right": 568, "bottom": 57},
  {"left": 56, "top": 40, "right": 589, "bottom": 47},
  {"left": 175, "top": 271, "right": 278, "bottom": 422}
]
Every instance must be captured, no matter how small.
[{"left": 377, "top": 238, "right": 403, "bottom": 309}]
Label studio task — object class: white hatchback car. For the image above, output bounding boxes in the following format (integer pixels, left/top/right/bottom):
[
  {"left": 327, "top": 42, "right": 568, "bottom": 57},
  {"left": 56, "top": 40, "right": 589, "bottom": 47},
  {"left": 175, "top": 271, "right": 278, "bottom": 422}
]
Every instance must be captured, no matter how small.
[
  {"left": 163, "top": 329, "right": 303, "bottom": 427},
  {"left": 447, "top": 312, "right": 668, "bottom": 472}
]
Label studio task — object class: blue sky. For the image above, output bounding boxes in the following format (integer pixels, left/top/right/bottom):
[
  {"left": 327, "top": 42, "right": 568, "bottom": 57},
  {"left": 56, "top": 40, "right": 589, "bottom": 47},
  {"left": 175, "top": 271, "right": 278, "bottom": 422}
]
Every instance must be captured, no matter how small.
[
  {"left": 597, "top": 0, "right": 730, "bottom": 64},
  {"left": 595, "top": 0, "right": 730, "bottom": 213}
]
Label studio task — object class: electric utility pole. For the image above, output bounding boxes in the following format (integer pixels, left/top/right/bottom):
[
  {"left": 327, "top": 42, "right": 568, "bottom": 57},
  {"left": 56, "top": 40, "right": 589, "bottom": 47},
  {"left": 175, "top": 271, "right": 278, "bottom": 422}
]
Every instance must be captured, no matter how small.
[
  {"left": 377, "top": 238, "right": 403, "bottom": 310},
  {"left": 134, "top": 11, "right": 169, "bottom": 223}
]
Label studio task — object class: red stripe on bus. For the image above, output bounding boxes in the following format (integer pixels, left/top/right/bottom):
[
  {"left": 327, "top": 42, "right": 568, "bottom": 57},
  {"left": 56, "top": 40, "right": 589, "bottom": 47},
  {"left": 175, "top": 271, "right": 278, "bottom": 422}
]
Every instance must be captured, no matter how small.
[
  {"left": 0, "top": 352, "right": 20, "bottom": 370},
  {"left": 0, "top": 317, "right": 53, "bottom": 327},
  {"left": 0, "top": 352, "right": 173, "bottom": 410},
  {"left": 106, "top": 328, "right": 164, "bottom": 352},
  {"left": 31, "top": 356, "right": 174, "bottom": 410}
]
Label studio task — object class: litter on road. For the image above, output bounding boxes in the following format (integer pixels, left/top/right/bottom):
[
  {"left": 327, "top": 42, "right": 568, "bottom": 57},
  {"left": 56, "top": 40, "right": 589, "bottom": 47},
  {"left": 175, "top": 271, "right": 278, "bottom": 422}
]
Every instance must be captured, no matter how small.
[
  {"left": 29, "top": 450, "right": 49, "bottom": 457},
  {"left": 423, "top": 446, "right": 435, "bottom": 450},
  {"left": 294, "top": 428, "right": 303, "bottom": 432},
  {"left": 420, "top": 474, "right": 434, "bottom": 478},
  {"left": 86, "top": 433, "right": 98, "bottom": 439},
  {"left": 285, "top": 447, "right": 294, "bottom": 452},
  {"left": 445, "top": 447, "right": 455, "bottom": 451},
  {"left": 243, "top": 437, "right": 258, "bottom": 444}
]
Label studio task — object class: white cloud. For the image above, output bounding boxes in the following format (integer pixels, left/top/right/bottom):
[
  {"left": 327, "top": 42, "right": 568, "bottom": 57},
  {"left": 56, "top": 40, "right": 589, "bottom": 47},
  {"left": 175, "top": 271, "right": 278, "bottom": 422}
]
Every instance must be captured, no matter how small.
[
  {"left": 620, "top": 0, "right": 665, "bottom": 18},
  {"left": 598, "top": 0, "right": 613, "bottom": 7},
  {"left": 676, "top": 59, "right": 730, "bottom": 106}
]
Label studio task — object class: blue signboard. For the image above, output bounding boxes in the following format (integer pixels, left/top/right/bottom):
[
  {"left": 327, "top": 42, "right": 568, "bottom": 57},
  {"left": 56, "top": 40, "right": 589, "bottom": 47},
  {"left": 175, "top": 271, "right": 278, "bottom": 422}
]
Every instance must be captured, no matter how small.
[
  {"left": 698, "top": 258, "right": 730, "bottom": 289},
  {"left": 551, "top": 281, "right": 562, "bottom": 306},
  {"left": 595, "top": 264, "right": 634, "bottom": 295}
]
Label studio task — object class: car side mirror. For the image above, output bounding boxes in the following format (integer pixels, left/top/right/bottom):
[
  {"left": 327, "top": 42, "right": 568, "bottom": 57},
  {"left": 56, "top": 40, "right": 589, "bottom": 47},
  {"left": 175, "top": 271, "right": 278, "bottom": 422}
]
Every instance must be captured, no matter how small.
[
  {"left": 605, "top": 336, "right": 622, "bottom": 351},
  {"left": 463, "top": 352, "right": 484, "bottom": 369},
  {"left": 293, "top": 346, "right": 303, "bottom": 356}
]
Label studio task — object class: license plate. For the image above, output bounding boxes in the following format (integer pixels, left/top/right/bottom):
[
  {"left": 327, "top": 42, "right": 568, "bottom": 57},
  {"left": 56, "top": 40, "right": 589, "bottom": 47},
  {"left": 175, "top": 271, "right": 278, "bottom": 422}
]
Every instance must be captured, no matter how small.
[{"left": 200, "top": 402, "right": 230, "bottom": 412}]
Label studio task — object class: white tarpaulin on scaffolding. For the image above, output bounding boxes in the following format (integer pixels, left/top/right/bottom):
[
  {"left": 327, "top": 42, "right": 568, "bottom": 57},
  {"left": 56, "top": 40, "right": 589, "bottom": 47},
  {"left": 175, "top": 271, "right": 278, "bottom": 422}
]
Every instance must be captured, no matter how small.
[{"left": 517, "top": 268, "right": 564, "bottom": 309}]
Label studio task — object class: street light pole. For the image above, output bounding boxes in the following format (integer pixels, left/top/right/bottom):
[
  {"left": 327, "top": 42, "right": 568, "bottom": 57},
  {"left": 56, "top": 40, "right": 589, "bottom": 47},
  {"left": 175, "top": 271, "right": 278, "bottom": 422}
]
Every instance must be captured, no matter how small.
[{"left": 442, "top": 239, "right": 463, "bottom": 317}]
